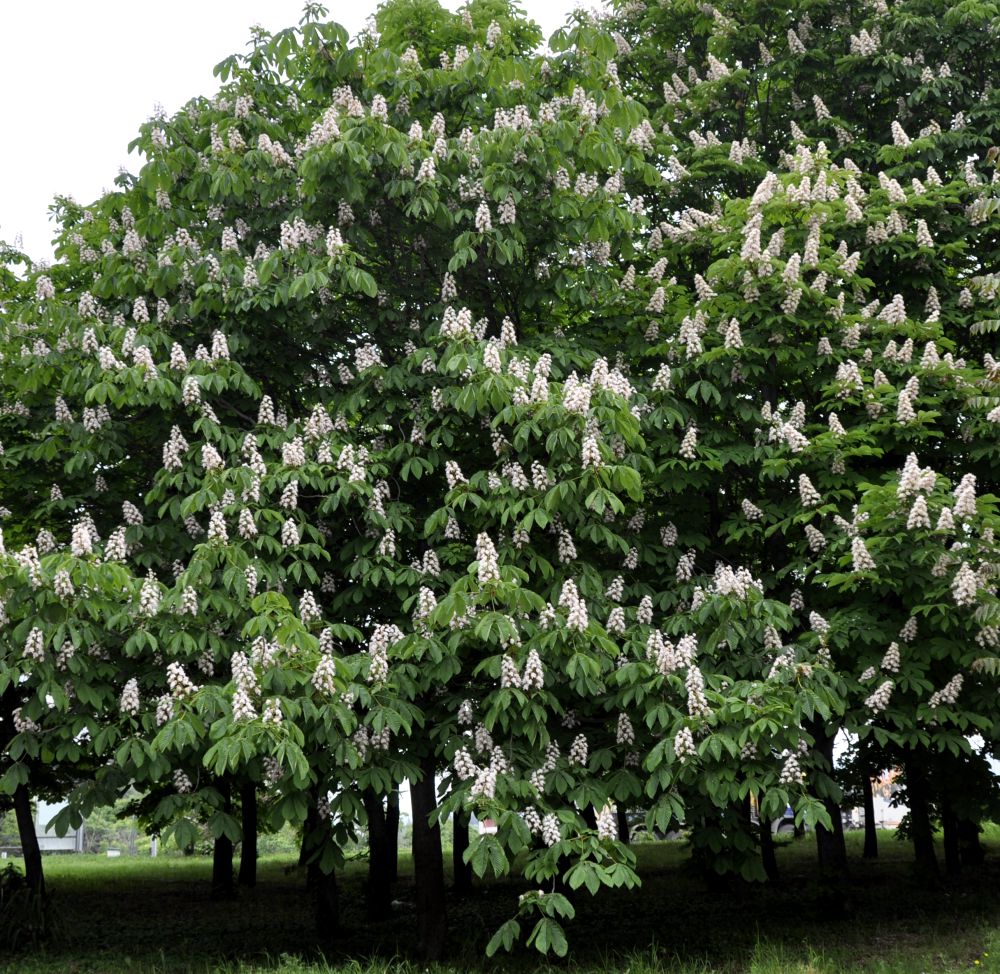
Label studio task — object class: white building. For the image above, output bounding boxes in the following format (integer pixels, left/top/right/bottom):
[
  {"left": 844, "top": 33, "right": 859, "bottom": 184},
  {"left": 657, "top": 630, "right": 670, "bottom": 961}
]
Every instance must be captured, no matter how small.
[{"left": 35, "top": 800, "right": 84, "bottom": 852}]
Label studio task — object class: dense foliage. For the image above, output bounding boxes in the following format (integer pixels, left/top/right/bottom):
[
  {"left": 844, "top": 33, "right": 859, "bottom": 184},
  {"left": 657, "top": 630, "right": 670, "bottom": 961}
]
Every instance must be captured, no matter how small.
[{"left": 1, "top": 0, "right": 999, "bottom": 959}]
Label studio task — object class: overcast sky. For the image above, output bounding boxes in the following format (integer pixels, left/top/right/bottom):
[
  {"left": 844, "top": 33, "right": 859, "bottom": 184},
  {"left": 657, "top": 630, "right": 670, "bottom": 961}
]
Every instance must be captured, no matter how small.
[{"left": 0, "top": 0, "right": 574, "bottom": 263}]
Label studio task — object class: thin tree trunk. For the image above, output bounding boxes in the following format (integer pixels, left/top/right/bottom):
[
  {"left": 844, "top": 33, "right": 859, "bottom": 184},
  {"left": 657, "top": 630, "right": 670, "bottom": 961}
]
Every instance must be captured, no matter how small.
[
  {"left": 411, "top": 757, "right": 447, "bottom": 960},
  {"left": 212, "top": 780, "right": 235, "bottom": 898},
  {"left": 941, "top": 800, "right": 960, "bottom": 879},
  {"left": 307, "top": 859, "right": 339, "bottom": 946},
  {"left": 363, "top": 789, "right": 392, "bottom": 920},
  {"left": 212, "top": 836, "right": 235, "bottom": 897},
  {"left": 13, "top": 783, "right": 45, "bottom": 897},
  {"left": 453, "top": 811, "right": 472, "bottom": 894},
  {"left": 812, "top": 730, "right": 849, "bottom": 879},
  {"left": 958, "top": 819, "right": 984, "bottom": 867},
  {"left": 904, "top": 753, "right": 939, "bottom": 879},
  {"left": 299, "top": 801, "right": 317, "bottom": 868},
  {"left": 616, "top": 806, "right": 630, "bottom": 844},
  {"left": 862, "top": 766, "right": 878, "bottom": 860},
  {"left": 302, "top": 787, "right": 339, "bottom": 944},
  {"left": 386, "top": 788, "right": 400, "bottom": 882},
  {"left": 238, "top": 782, "right": 258, "bottom": 888},
  {"left": 759, "top": 808, "right": 779, "bottom": 882}
]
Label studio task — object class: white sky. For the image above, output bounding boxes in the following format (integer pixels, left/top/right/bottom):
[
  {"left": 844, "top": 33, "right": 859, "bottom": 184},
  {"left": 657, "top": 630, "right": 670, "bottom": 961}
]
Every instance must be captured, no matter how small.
[{"left": 0, "top": 0, "right": 573, "bottom": 263}]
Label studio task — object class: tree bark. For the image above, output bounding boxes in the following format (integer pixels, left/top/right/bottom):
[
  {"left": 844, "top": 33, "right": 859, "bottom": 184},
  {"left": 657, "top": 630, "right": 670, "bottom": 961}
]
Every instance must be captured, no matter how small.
[
  {"left": 410, "top": 757, "right": 447, "bottom": 960},
  {"left": 453, "top": 811, "right": 472, "bottom": 894},
  {"left": 959, "top": 819, "right": 984, "bottom": 868},
  {"left": 13, "top": 783, "right": 45, "bottom": 897},
  {"left": 301, "top": 788, "right": 339, "bottom": 944},
  {"left": 759, "top": 808, "right": 779, "bottom": 882},
  {"left": 904, "top": 752, "right": 939, "bottom": 879},
  {"left": 212, "top": 780, "right": 235, "bottom": 898},
  {"left": 812, "top": 730, "right": 849, "bottom": 879},
  {"left": 941, "top": 800, "right": 960, "bottom": 879},
  {"left": 616, "top": 806, "right": 630, "bottom": 844},
  {"left": 862, "top": 766, "right": 878, "bottom": 860},
  {"left": 580, "top": 805, "right": 597, "bottom": 830},
  {"left": 307, "top": 859, "right": 339, "bottom": 946},
  {"left": 386, "top": 787, "right": 400, "bottom": 882},
  {"left": 363, "top": 789, "right": 392, "bottom": 920},
  {"left": 238, "top": 782, "right": 258, "bottom": 888}
]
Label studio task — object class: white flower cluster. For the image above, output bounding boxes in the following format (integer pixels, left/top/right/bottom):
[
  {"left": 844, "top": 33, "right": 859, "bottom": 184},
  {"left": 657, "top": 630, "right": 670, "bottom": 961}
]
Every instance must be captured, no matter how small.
[
  {"left": 865, "top": 680, "right": 894, "bottom": 712},
  {"left": 852, "top": 537, "right": 876, "bottom": 572},
  {"left": 928, "top": 674, "right": 963, "bottom": 709},
  {"left": 779, "top": 753, "right": 805, "bottom": 785},
  {"left": 596, "top": 803, "right": 617, "bottom": 840},
  {"left": 312, "top": 656, "right": 338, "bottom": 695},
  {"left": 558, "top": 579, "right": 588, "bottom": 632},
  {"left": 475, "top": 532, "right": 500, "bottom": 584},
  {"left": 952, "top": 562, "right": 979, "bottom": 607},
  {"left": 166, "top": 661, "right": 198, "bottom": 698},
  {"left": 120, "top": 678, "right": 141, "bottom": 716},
  {"left": 679, "top": 424, "right": 698, "bottom": 459},
  {"left": 881, "top": 642, "right": 901, "bottom": 673},
  {"left": 368, "top": 623, "right": 403, "bottom": 683},
  {"left": 674, "top": 726, "right": 697, "bottom": 762},
  {"left": 138, "top": 575, "right": 161, "bottom": 616}
]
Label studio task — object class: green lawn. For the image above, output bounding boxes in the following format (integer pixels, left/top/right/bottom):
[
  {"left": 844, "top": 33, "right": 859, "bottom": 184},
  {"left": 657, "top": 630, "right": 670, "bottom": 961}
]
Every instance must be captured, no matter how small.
[{"left": 3, "top": 831, "right": 999, "bottom": 974}]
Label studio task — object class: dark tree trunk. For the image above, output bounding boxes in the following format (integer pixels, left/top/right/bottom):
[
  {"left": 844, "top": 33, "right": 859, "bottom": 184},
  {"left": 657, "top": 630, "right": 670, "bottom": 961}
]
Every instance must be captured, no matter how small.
[
  {"left": 299, "top": 802, "right": 317, "bottom": 868},
  {"left": 616, "top": 806, "right": 630, "bottom": 844},
  {"left": 238, "top": 782, "right": 258, "bottom": 888},
  {"left": 411, "top": 757, "right": 447, "bottom": 960},
  {"left": 812, "top": 730, "right": 849, "bottom": 879},
  {"left": 959, "top": 819, "right": 985, "bottom": 868},
  {"left": 301, "top": 787, "right": 339, "bottom": 944},
  {"left": 453, "top": 811, "right": 472, "bottom": 894},
  {"left": 862, "top": 766, "right": 878, "bottom": 860},
  {"left": 212, "top": 780, "right": 235, "bottom": 898},
  {"left": 13, "top": 783, "right": 45, "bottom": 897},
  {"left": 759, "top": 809, "right": 779, "bottom": 882},
  {"left": 941, "top": 800, "right": 960, "bottom": 879},
  {"left": 363, "top": 789, "right": 392, "bottom": 921},
  {"left": 212, "top": 835, "right": 235, "bottom": 897},
  {"left": 904, "top": 753, "right": 939, "bottom": 879},
  {"left": 307, "top": 859, "right": 339, "bottom": 946},
  {"left": 386, "top": 787, "right": 400, "bottom": 882},
  {"left": 580, "top": 805, "right": 597, "bottom": 830}
]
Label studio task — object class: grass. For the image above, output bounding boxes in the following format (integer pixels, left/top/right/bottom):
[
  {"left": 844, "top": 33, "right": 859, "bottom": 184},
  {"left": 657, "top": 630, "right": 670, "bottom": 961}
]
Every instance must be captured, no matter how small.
[{"left": 2, "top": 831, "right": 1000, "bottom": 973}]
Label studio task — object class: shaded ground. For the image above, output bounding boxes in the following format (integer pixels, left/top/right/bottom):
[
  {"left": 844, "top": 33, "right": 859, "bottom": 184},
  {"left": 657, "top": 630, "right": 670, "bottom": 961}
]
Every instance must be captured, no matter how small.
[{"left": 3, "top": 830, "right": 1000, "bottom": 973}]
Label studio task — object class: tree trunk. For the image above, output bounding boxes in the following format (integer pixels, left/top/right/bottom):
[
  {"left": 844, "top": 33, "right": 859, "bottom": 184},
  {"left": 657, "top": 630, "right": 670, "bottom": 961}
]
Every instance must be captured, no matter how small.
[
  {"left": 759, "top": 809, "right": 779, "bottom": 882},
  {"left": 212, "top": 780, "right": 235, "bottom": 898},
  {"left": 13, "top": 783, "right": 45, "bottom": 897},
  {"left": 238, "top": 782, "right": 258, "bottom": 888},
  {"left": 580, "top": 805, "right": 597, "bottom": 830},
  {"left": 904, "top": 752, "right": 939, "bottom": 879},
  {"left": 812, "top": 730, "right": 849, "bottom": 879},
  {"left": 301, "top": 787, "right": 339, "bottom": 944},
  {"left": 386, "top": 787, "right": 400, "bottom": 882},
  {"left": 363, "top": 789, "right": 392, "bottom": 920},
  {"left": 410, "top": 757, "right": 447, "bottom": 960},
  {"left": 616, "top": 806, "right": 630, "bottom": 844},
  {"left": 212, "top": 835, "right": 235, "bottom": 897},
  {"left": 959, "top": 819, "right": 984, "bottom": 868},
  {"left": 862, "top": 766, "right": 878, "bottom": 860},
  {"left": 307, "top": 859, "right": 339, "bottom": 946},
  {"left": 453, "top": 811, "right": 472, "bottom": 894},
  {"left": 299, "top": 803, "right": 316, "bottom": 868},
  {"left": 941, "top": 800, "right": 960, "bottom": 879}
]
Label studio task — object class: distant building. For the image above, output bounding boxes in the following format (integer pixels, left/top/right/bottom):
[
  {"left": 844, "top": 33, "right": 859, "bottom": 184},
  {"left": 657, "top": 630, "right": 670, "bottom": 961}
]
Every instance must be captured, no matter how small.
[{"left": 35, "top": 800, "right": 84, "bottom": 852}]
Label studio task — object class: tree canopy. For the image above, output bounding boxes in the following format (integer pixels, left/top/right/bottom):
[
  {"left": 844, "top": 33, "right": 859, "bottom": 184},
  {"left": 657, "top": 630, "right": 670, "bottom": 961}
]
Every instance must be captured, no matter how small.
[{"left": 2, "top": 0, "right": 999, "bottom": 959}]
